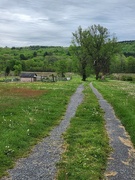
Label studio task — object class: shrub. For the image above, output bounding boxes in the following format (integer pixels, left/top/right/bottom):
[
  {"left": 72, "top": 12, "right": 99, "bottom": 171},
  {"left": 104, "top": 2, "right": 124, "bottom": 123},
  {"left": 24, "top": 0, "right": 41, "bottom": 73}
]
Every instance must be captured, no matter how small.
[{"left": 126, "top": 76, "right": 133, "bottom": 81}]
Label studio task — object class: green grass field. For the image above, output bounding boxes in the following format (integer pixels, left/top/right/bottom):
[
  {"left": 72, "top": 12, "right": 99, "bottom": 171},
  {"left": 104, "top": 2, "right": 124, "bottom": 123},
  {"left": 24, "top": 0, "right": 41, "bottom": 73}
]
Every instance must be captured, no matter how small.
[
  {"left": 1, "top": 76, "right": 134, "bottom": 179},
  {"left": 0, "top": 77, "right": 81, "bottom": 177},
  {"left": 93, "top": 79, "right": 135, "bottom": 146}
]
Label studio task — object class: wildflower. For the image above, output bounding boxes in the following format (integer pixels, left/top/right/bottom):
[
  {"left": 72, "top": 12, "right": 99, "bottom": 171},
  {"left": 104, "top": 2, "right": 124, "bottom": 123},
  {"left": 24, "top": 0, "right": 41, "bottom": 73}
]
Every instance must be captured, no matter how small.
[
  {"left": 4, "top": 146, "right": 14, "bottom": 156},
  {"left": 9, "top": 124, "right": 12, "bottom": 128},
  {"left": 27, "top": 129, "right": 30, "bottom": 135}
]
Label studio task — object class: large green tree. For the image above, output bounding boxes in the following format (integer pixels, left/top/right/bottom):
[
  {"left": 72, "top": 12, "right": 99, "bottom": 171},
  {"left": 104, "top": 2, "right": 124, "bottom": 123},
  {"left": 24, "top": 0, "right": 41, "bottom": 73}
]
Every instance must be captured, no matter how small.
[
  {"left": 71, "top": 24, "right": 118, "bottom": 80},
  {"left": 55, "top": 59, "right": 67, "bottom": 77},
  {"left": 5, "top": 66, "right": 10, "bottom": 77},
  {"left": 70, "top": 26, "right": 90, "bottom": 81},
  {"left": 127, "top": 56, "right": 135, "bottom": 73},
  {"left": 86, "top": 25, "right": 118, "bottom": 79}
]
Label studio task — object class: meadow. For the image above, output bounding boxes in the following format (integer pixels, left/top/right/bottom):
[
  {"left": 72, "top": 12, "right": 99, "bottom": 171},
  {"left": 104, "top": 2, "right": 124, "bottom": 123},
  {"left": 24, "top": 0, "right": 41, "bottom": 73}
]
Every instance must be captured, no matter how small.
[
  {"left": 0, "top": 77, "right": 81, "bottom": 177},
  {"left": 1, "top": 76, "right": 135, "bottom": 179}
]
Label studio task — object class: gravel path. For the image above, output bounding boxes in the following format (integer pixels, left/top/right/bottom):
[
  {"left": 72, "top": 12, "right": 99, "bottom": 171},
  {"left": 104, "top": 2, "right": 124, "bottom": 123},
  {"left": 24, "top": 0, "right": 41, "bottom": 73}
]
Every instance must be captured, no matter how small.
[
  {"left": 1, "top": 84, "right": 84, "bottom": 180},
  {"left": 90, "top": 82, "right": 135, "bottom": 180}
]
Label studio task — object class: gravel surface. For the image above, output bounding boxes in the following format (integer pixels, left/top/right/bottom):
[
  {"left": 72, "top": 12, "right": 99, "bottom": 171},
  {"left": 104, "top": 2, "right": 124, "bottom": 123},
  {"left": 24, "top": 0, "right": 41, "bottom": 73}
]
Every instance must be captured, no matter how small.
[
  {"left": 1, "top": 84, "right": 84, "bottom": 180},
  {"left": 90, "top": 82, "right": 135, "bottom": 180}
]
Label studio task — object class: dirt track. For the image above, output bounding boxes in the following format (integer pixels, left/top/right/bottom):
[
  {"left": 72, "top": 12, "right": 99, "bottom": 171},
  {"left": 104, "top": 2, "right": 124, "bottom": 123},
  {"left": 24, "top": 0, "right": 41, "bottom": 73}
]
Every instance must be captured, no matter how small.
[
  {"left": 2, "top": 82, "right": 135, "bottom": 180},
  {"left": 90, "top": 82, "right": 135, "bottom": 180},
  {"left": 1, "top": 85, "right": 84, "bottom": 180}
]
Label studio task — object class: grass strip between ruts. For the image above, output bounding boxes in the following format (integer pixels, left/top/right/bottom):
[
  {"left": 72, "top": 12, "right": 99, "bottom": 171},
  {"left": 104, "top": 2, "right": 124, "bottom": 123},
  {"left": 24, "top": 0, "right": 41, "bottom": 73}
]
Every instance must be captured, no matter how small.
[{"left": 57, "top": 82, "right": 110, "bottom": 180}]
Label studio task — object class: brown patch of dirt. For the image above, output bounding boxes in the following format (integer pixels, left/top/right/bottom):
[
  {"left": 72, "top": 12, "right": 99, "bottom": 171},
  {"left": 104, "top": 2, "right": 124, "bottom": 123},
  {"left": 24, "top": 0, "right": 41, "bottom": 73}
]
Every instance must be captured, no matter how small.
[
  {"left": 122, "top": 160, "right": 129, "bottom": 166},
  {"left": 105, "top": 171, "right": 117, "bottom": 177},
  {"left": 119, "top": 136, "right": 133, "bottom": 148},
  {"left": 9, "top": 88, "right": 47, "bottom": 97}
]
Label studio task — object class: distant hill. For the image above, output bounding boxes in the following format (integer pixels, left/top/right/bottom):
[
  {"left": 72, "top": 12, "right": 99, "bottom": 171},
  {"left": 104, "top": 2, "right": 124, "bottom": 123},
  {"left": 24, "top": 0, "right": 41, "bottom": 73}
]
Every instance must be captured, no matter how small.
[
  {"left": 0, "top": 46, "right": 72, "bottom": 73},
  {"left": 118, "top": 40, "right": 135, "bottom": 57}
]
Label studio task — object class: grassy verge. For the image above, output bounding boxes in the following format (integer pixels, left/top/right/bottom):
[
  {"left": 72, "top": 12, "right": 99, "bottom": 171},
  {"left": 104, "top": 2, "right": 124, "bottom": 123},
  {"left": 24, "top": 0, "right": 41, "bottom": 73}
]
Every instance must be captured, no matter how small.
[
  {"left": 57, "top": 82, "right": 110, "bottom": 180},
  {"left": 93, "top": 80, "right": 135, "bottom": 146},
  {"left": 0, "top": 77, "right": 81, "bottom": 178}
]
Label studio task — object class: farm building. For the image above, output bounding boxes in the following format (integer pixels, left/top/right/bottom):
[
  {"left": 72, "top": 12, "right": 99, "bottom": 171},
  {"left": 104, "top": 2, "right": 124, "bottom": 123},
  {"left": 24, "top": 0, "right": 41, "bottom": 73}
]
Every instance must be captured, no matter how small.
[{"left": 20, "top": 73, "right": 37, "bottom": 82}]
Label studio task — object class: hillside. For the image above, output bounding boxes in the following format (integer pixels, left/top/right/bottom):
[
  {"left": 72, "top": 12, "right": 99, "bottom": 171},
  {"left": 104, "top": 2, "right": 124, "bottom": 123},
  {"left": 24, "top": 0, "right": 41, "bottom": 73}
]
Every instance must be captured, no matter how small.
[
  {"left": 0, "top": 46, "right": 72, "bottom": 75},
  {"left": 0, "top": 41, "right": 135, "bottom": 76},
  {"left": 118, "top": 40, "right": 135, "bottom": 57}
]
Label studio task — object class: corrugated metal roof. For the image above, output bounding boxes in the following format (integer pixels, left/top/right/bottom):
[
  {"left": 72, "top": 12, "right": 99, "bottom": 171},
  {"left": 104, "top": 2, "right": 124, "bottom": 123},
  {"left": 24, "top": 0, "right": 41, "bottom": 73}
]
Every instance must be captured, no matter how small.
[{"left": 20, "top": 73, "right": 37, "bottom": 78}]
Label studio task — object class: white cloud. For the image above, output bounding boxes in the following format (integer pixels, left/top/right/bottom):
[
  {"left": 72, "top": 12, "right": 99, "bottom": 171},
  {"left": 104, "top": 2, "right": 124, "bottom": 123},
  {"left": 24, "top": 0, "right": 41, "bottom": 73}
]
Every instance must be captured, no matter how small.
[{"left": 0, "top": 0, "right": 135, "bottom": 47}]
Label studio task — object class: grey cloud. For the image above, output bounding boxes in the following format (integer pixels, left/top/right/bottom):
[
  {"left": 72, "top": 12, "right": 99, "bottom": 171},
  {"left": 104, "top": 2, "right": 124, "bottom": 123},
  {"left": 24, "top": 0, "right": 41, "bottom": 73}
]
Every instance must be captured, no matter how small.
[{"left": 0, "top": 0, "right": 135, "bottom": 47}]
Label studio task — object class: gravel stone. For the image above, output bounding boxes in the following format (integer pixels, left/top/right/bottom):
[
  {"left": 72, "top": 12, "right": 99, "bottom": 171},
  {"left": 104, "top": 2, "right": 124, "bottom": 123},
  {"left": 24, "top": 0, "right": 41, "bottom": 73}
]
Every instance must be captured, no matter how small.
[
  {"left": 1, "top": 84, "right": 84, "bottom": 180},
  {"left": 90, "top": 82, "right": 135, "bottom": 180}
]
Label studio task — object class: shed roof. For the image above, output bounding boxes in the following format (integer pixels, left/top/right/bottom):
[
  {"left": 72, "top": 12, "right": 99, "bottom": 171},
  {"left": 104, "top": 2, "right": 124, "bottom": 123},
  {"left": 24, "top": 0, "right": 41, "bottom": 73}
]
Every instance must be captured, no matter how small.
[{"left": 20, "top": 73, "right": 37, "bottom": 78}]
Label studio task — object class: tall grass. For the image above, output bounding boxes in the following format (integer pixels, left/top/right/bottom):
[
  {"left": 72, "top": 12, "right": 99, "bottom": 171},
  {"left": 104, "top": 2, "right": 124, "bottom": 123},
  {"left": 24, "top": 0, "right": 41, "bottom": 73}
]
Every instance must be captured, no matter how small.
[
  {"left": 93, "top": 80, "right": 135, "bottom": 146},
  {"left": 57, "top": 82, "right": 110, "bottom": 180},
  {"left": 0, "top": 77, "right": 81, "bottom": 178}
]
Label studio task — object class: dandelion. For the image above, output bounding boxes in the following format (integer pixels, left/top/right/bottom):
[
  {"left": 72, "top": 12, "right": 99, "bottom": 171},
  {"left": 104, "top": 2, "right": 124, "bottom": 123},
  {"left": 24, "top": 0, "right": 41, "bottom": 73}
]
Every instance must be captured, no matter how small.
[
  {"left": 3, "top": 116, "right": 6, "bottom": 122},
  {"left": 9, "top": 124, "right": 12, "bottom": 127},
  {"left": 4, "top": 146, "right": 14, "bottom": 156},
  {"left": 27, "top": 129, "right": 30, "bottom": 135}
]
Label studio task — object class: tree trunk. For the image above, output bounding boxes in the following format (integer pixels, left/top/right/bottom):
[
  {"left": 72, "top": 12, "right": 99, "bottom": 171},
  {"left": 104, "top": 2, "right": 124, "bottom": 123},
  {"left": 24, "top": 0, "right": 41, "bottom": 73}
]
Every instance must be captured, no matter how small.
[
  {"left": 82, "top": 73, "right": 86, "bottom": 81},
  {"left": 95, "top": 65, "right": 100, "bottom": 80},
  {"left": 82, "top": 63, "right": 87, "bottom": 81},
  {"left": 95, "top": 71, "right": 99, "bottom": 80}
]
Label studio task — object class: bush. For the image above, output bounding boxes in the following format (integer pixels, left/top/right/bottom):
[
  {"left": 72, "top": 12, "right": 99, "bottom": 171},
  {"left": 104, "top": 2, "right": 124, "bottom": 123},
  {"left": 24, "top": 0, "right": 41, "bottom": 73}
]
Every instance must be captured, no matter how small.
[
  {"left": 110, "top": 74, "right": 134, "bottom": 81},
  {"left": 126, "top": 76, "right": 133, "bottom": 81},
  {"left": 121, "top": 75, "right": 127, "bottom": 81},
  {"left": 121, "top": 75, "right": 133, "bottom": 81}
]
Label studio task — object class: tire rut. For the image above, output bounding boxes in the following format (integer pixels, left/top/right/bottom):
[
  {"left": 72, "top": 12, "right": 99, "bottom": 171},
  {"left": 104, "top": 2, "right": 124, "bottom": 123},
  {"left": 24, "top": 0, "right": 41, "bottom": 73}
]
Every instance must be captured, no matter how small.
[
  {"left": 1, "top": 84, "right": 84, "bottom": 180},
  {"left": 90, "top": 82, "right": 135, "bottom": 180}
]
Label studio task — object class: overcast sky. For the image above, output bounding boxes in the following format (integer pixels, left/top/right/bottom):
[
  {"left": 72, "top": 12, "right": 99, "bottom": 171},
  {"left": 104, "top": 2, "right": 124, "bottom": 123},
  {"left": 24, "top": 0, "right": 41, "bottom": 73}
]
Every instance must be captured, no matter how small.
[{"left": 0, "top": 0, "right": 135, "bottom": 47}]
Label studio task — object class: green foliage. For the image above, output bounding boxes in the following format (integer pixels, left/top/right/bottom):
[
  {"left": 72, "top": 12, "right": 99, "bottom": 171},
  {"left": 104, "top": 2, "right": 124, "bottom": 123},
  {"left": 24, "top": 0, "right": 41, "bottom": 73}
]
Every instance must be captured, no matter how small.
[
  {"left": 110, "top": 55, "right": 135, "bottom": 73},
  {"left": 13, "top": 64, "right": 22, "bottom": 76},
  {"left": 0, "top": 46, "right": 73, "bottom": 73},
  {"left": 5, "top": 66, "right": 10, "bottom": 76},
  {"left": 33, "top": 51, "right": 37, "bottom": 57},
  {"left": 0, "top": 40, "right": 135, "bottom": 77},
  {"left": 70, "top": 26, "right": 93, "bottom": 81},
  {"left": 20, "top": 54, "right": 27, "bottom": 60},
  {"left": 86, "top": 25, "right": 118, "bottom": 79},
  {"left": 127, "top": 56, "right": 135, "bottom": 73},
  {"left": 55, "top": 59, "right": 67, "bottom": 77},
  {"left": 118, "top": 40, "right": 135, "bottom": 57},
  {"left": 121, "top": 75, "right": 133, "bottom": 81},
  {"left": 57, "top": 83, "right": 110, "bottom": 180},
  {"left": 71, "top": 24, "right": 118, "bottom": 81},
  {"left": 109, "top": 73, "right": 135, "bottom": 82}
]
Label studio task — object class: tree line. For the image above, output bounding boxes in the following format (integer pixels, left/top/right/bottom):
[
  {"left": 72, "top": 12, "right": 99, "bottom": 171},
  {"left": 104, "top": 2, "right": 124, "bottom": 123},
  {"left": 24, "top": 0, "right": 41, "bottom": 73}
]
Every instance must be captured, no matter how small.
[
  {"left": 1, "top": 24, "right": 135, "bottom": 79},
  {"left": 0, "top": 46, "right": 73, "bottom": 76}
]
